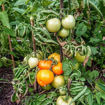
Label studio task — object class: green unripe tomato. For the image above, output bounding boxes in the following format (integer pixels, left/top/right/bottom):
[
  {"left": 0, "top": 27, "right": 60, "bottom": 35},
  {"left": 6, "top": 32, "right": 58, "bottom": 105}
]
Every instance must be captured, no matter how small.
[
  {"left": 28, "top": 57, "right": 39, "bottom": 68},
  {"left": 75, "top": 52, "right": 86, "bottom": 63},
  {"left": 52, "top": 75, "right": 65, "bottom": 88},
  {"left": 56, "top": 96, "right": 75, "bottom": 105},
  {"left": 62, "top": 15, "right": 75, "bottom": 29},
  {"left": 58, "top": 28, "right": 69, "bottom": 38},
  {"left": 46, "top": 18, "right": 61, "bottom": 32},
  {"left": 59, "top": 87, "right": 66, "bottom": 95}
]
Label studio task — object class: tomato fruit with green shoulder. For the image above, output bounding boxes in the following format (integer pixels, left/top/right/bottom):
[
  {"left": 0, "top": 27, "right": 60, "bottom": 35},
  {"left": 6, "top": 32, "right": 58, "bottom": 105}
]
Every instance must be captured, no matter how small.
[
  {"left": 46, "top": 18, "right": 61, "bottom": 32},
  {"left": 52, "top": 75, "right": 65, "bottom": 88},
  {"left": 62, "top": 15, "right": 75, "bottom": 29},
  {"left": 75, "top": 52, "right": 86, "bottom": 63},
  {"left": 56, "top": 96, "right": 75, "bottom": 105}
]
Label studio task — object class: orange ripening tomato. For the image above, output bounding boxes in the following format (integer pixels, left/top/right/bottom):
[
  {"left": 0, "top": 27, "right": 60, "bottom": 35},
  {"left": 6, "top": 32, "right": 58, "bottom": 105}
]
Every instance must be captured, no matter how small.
[
  {"left": 38, "top": 60, "right": 52, "bottom": 70},
  {"left": 52, "top": 62, "right": 63, "bottom": 75},
  {"left": 36, "top": 70, "right": 54, "bottom": 86},
  {"left": 48, "top": 53, "right": 60, "bottom": 62}
]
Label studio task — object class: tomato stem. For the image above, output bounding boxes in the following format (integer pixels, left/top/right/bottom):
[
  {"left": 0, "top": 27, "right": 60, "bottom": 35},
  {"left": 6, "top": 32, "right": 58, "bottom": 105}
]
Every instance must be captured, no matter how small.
[
  {"left": 30, "top": 16, "right": 36, "bottom": 52},
  {"left": 2, "top": 4, "right": 15, "bottom": 68},
  {"left": 60, "top": 0, "right": 64, "bottom": 62}
]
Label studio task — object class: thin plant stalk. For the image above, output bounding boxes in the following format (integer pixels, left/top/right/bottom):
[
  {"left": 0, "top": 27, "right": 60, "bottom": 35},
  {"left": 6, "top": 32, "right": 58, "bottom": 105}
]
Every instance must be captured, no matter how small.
[{"left": 2, "top": 4, "right": 15, "bottom": 68}]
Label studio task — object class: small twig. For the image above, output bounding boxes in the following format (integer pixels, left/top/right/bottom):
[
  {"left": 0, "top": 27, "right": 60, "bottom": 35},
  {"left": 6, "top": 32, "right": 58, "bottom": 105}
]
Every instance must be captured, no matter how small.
[
  {"left": 83, "top": 56, "right": 89, "bottom": 67},
  {"left": 39, "top": 90, "right": 47, "bottom": 95},
  {"left": 0, "top": 82, "right": 11, "bottom": 84},
  {"left": 30, "top": 17, "right": 37, "bottom": 91},
  {"left": 67, "top": 78, "right": 72, "bottom": 94},
  {"left": 30, "top": 17, "right": 36, "bottom": 52},
  {"left": 1, "top": 4, "right": 5, "bottom": 11},
  {"left": 59, "top": 0, "right": 64, "bottom": 62},
  {"left": 55, "top": 34, "right": 67, "bottom": 47},
  {"left": 8, "top": 35, "right": 15, "bottom": 68}
]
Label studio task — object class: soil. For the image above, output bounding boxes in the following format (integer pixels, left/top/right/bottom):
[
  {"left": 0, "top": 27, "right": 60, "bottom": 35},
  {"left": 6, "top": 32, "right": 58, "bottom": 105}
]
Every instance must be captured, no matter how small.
[{"left": 0, "top": 68, "right": 16, "bottom": 105}]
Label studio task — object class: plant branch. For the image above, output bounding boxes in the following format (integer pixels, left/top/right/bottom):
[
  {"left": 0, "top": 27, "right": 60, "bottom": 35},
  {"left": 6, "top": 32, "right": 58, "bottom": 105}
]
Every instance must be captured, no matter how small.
[
  {"left": 30, "top": 17, "right": 36, "bottom": 52},
  {"left": 2, "top": 4, "right": 15, "bottom": 68},
  {"left": 8, "top": 35, "right": 15, "bottom": 68},
  {"left": 60, "top": 0, "right": 64, "bottom": 61}
]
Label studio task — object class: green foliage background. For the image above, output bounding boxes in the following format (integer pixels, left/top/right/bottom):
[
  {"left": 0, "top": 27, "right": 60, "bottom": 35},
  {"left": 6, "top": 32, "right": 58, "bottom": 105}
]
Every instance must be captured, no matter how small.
[{"left": 0, "top": 0, "right": 105, "bottom": 105}]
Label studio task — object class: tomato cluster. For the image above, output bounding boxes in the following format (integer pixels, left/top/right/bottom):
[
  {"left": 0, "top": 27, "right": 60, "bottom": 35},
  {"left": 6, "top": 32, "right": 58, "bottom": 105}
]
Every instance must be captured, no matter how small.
[
  {"left": 46, "top": 15, "right": 75, "bottom": 38},
  {"left": 36, "top": 53, "right": 65, "bottom": 88}
]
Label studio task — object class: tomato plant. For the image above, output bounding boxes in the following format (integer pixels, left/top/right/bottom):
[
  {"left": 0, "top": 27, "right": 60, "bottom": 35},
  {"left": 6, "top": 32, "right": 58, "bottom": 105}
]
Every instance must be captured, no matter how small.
[{"left": 1, "top": 0, "right": 105, "bottom": 105}]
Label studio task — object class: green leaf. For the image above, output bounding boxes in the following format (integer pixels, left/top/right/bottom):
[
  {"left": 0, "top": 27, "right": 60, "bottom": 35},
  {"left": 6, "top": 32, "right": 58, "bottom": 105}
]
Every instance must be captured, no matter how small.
[
  {"left": 76, "top": 22, "right": 87, "bottom": 37},
  {"left": 95, "top": 92, "right": 101, "bottom": 104},
  {"left": 0, "top": 0, "right": 6, "bottom": 6},
  {"left": 42, "top": 0, "right": 53, "bottom": 7},
  {"left": 62, "top": 59, "right": 72, "bottom": 76},
  {"left": 11, "top": 93, "right": 19, "bottom": 102},
  {"left": 41, "top": 99, "right": 52, "bottom": 105},
  {"left": 100, "top": 92, "right": 105, "bottom": 100},
  {"left": 88, "top": 70, "right": 99, "bottom": 80},
  {"left": 71, "top": 0, "right": 79, "bottom": 10},
  {"left": 87, "top": 93, "right": 93, "bottom": 105},
  {"left": 14, "top": 0, "right": 27, "bottom": 6},
  {"left": 0, "top": 11, "right": 10, "bottom": 28},
  {"left": 97, "top": 83, "right": 105, "bottom": 93},
  {"left": 3, "top": 27, "right": 16, "bottom": 37},
  {"left": 89, "top": 0, "right": 103, "bottom": 17},
  {"left": 89, "top": 38, "right": 101, "bottom": 43},
  {"left": 0, "top": 60, "right": 3, "bottom": 67},
  {"left": 90, "top": 47, "right": 98, "bottom": 55},
  {"left": 13, "top": 7, "right": 25, "bottom": 14}
]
